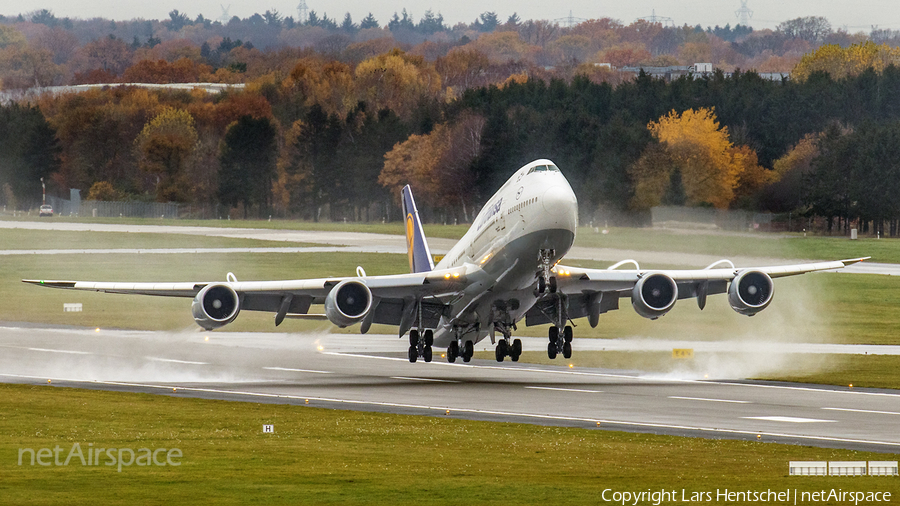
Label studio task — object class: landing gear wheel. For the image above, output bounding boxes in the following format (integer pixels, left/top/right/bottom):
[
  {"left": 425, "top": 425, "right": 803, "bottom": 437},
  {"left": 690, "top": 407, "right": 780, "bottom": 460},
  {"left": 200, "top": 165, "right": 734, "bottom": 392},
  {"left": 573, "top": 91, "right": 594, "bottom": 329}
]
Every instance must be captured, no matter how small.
[
  {"left": 563, "top": 326, "right": 573, "bottom": 343},
  {"left": 447, "top": 341, "right": 459, "bottom": 363},
  {"left": 463, "top": 340, "right": 474, "bottom": 363},
  {"left": 511, "top": 339, "right": 522, "bottom": 362},
  {"left": 563, "top": 342, "right": 572, "bottom": 359},
  {"left": 549, "top": 276, "right": 558, "bottom": 293},
  {"left": 424, "top": 329, "right": 434, "bottom": 347},
  {"left": 549, "top": 326, "right": 559, "bottom": 343},
  {"left": 423, "top": 346, "right": 433, "bottom": 363},
  {"left": 409, "top": 329, "right": 419, "bottom": 347},
  {"left": 547, "top": 341, "right": 557, "bottom": 360},
  {"left": 495, "top": 340, "right": 508, "bottom": 362},
  {"left": 538, "top": 276, "right": 546, "bottom": 294},
  {"left": 408, "top": 345, "right": 417, "bottom": 363}
]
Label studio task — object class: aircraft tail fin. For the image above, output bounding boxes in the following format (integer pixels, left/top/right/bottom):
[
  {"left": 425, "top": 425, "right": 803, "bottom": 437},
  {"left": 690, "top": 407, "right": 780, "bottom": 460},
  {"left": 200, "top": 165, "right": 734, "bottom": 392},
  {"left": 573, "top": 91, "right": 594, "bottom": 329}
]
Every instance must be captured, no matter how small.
[{"left": 401, "top": 185, "right": 434, "bottom": 273}]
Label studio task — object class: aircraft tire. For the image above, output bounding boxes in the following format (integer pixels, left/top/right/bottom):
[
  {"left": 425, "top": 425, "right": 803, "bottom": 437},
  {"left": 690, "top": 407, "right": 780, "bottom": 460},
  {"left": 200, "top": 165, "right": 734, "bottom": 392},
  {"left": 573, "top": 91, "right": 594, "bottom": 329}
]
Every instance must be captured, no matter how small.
[
  {"left": 563, "top": 342, "right": 572, "bottom": 359},
  {"left": 547, "top": 342, "right": 557, "bottom": 359},
  {"left": 512, "top": 339, "right": 522, "bottom": 359},
  {"left": 564, "top": 326, "right": 573, "bottom": 343},
  {"left": 463, "top": 340, "right": 474, "bottom": 362},
  {"left": 409, "top": 329, "right": 419, "bottom": 347},
  {"left": 495, "top": 346, "right": 504, "bottom": 362},
  {"left": 448, "top": 341, "right": 459, "bottom": 363},
  {"left": 424, "top": 329, "right": 434, "bottom": 347},
  {"left": 549, "top": 326, "right": 559, "bottom": 343},
  {"left": 423, "top": 346, "right": 433, "bottom": 363},
  {"left": 408, "top": 345, "right": 417, "bottom": 363}
]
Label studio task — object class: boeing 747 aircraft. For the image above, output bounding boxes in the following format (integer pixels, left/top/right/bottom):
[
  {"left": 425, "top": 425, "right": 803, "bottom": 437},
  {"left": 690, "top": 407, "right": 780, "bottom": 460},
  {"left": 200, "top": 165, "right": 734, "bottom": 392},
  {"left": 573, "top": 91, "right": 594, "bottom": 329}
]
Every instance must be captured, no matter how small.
[{"left": 25, "top": 159, "right": 865, "bottom": 363}]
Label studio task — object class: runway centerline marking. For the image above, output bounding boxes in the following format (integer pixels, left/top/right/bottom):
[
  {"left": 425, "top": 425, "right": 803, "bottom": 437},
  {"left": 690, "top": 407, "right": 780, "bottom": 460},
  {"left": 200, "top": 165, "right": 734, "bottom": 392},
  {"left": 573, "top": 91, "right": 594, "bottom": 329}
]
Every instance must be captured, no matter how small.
[
  {"left": 145, "top": 357, "right": 208, "bottom": 365},
  {"left": 742, "top": 416, "right": 836, "bottom": 423},
  {"left": 823, "top": 407, "right": 900, "bottom": 416},
  {"left": 27, "top": 347, "right": 91, "bottom": 355},
  {"left": 669, "top": 396, "right": 750, "bottom": 404},
  {"left": 263, "top": 367, "right": 332, "bottom": 374},
  {"left": 526, "top": 386, "right": 603, "bottom": 393},
  {"left": 391, "top": 376, "right": 460, "bottom": 383}
]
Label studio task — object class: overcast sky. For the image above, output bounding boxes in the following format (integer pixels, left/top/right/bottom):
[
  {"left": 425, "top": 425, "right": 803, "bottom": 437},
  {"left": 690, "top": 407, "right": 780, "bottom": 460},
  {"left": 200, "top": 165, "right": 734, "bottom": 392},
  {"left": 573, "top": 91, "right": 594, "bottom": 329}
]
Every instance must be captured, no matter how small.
[{"left": 6, "top": 1, "right": 900, "bottom": 31}]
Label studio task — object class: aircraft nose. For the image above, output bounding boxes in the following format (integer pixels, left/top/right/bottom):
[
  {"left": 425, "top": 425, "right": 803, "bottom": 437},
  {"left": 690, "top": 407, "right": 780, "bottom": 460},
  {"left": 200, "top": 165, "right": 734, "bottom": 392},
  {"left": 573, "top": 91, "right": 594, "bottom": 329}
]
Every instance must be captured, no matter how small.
[{"left": 542, "top": 185, "right": 578, "bottom": 217}]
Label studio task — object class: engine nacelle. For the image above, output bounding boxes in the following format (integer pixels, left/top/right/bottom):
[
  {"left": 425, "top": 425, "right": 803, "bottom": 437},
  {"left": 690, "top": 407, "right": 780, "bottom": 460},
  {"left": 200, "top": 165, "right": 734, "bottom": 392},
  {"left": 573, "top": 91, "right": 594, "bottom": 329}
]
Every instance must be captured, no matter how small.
[
  {"left": 324, "top": 280, "right": 372, "bottom": 328},
  {"left": 632, "top": 272, "right": 678, "bottom": 319},
  {"left": 728, "top": 270, "right": 774, "bottom": 316},
  {"left": 191, "top": 284, "right": 240, "bottom": 330}
]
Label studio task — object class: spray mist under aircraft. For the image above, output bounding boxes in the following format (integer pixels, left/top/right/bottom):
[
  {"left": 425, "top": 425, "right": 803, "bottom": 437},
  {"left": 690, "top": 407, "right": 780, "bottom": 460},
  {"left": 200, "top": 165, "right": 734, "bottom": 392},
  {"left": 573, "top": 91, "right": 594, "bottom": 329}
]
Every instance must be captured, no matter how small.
[{"left": 25, "top": 159, "right": 866, "bottom": 364}]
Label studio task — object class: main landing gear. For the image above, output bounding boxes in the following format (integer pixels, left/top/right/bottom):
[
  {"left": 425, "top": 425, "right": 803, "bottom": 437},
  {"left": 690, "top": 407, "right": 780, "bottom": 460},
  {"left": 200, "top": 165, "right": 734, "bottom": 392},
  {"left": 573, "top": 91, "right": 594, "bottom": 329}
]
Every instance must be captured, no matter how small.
[
  {"left": 407, "top": 329, "right": 434, "bottom": 363},
  {"left": 547, "top": 325, "right": 573, "bottom": 359},
  {"left": 446, "top": 339, "right": 474, "bottom": 363},
  {"left": 495, "top": 337, "right": 522, "bottom": 362}
]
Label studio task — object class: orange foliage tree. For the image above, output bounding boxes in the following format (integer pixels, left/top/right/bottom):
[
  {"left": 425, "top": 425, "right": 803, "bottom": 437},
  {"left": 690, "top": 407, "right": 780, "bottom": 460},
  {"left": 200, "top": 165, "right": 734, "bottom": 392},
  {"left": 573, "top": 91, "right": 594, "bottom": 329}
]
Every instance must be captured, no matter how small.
[{"left": 629, "top": 108, "right": 774, "bottom": 210}]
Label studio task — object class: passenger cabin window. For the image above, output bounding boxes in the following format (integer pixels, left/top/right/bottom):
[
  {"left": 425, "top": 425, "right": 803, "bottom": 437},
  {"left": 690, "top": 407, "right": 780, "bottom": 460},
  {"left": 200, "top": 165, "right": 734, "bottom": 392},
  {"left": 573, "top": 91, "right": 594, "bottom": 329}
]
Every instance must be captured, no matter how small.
[{"left": 526, "top": 164, "right": 559, "bottom": 174}]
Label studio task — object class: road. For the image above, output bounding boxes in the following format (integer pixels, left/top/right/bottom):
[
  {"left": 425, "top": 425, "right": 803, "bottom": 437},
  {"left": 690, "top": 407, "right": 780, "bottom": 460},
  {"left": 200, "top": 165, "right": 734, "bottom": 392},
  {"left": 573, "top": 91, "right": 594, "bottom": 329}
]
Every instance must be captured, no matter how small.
[{"left": 2, "top": 324, "right": 899, "bottom": 453}]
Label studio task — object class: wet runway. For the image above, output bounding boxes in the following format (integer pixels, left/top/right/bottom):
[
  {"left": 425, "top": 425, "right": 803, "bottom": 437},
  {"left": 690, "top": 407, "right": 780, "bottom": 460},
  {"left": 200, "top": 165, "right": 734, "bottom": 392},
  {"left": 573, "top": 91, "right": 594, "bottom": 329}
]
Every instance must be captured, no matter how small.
[{"left": 2, "top": 324, "right": 899, "bottom": 452}]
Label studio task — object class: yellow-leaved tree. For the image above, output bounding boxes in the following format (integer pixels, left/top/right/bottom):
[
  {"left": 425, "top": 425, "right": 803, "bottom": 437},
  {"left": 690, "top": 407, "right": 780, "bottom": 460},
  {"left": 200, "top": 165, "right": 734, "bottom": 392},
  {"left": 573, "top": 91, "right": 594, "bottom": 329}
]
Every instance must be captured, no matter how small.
[
  {"left": 629, "top": 107, "right": 774, "bottom": 210},
  {"left": 354, "top": 49, "right": 442, "bottom": 121},
  {"left": 792, "top": 41, "right": 900, "bottom": 81},
  {"left": 134, "top": 107, "right": 199, "bottom": 202}
]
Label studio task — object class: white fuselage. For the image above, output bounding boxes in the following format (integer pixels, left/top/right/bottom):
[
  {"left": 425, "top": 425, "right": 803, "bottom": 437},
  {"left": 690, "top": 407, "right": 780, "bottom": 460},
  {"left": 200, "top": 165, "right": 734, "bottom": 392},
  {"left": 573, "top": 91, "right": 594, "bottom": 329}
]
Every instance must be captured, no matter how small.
[{"left": 430, "top": 159, "right": 578, "bottom": 346}]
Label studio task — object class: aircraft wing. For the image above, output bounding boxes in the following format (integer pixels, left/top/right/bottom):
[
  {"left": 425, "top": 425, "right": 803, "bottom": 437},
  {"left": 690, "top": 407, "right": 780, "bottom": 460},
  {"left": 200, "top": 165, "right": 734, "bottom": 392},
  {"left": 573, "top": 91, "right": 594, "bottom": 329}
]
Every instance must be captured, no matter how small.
[
  {"left": 525, "top": 257, "right": 868, "bottom": 326},
  {"left": 23, "top": 264, "right": 473, "bottom": 331}
]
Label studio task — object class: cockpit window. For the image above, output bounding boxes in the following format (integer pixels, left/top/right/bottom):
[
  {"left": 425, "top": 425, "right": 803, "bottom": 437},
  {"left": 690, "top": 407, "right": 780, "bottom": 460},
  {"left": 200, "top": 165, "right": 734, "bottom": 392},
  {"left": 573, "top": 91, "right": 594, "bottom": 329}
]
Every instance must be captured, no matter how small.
[{"left": 526, "top": 164, "right": 560, "bottom": 174}]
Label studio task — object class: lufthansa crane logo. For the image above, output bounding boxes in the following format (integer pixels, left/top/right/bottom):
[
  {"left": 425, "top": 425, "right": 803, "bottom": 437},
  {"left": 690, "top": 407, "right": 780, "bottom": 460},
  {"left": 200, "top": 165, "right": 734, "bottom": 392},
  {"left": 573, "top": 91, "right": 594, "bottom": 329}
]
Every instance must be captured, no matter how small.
[{"left": 406, "top": 213, "right": 415, "bottom": 269}]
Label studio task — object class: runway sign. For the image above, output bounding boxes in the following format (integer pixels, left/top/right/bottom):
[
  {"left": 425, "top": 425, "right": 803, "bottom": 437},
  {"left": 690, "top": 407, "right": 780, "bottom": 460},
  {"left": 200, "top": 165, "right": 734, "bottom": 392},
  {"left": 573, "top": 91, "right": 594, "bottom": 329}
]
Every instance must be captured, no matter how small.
[
  {"left": 63, "top": 303, "right": 83, "bottom": 312},
  {"left": 263, "top": 424, "right": 274, "bottom": 433},
  {"left": 672, "top": 348, "right": 694, "bottom": 359}
]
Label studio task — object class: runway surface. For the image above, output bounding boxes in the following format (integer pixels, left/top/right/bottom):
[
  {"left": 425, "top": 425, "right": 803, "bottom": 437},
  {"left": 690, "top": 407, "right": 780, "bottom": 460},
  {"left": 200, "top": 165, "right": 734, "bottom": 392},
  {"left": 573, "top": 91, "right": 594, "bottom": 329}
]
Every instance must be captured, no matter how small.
[{"left": 2, "top": 324, "right": 899, "bottom": 453}]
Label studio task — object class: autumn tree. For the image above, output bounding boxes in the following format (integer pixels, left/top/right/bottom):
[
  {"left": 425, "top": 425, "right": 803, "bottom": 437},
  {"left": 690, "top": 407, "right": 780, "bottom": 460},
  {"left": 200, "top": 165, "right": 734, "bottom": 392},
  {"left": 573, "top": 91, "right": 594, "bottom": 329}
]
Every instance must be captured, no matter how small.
[
  {"left": 792, "top": 41, "right": 900, "bottom": 81},
  {"left": 380, "top": 112, "right": 485, "bottom": 219},
  {"left": 354, "top": 49, "right": 441, "bottom": 120},
  {"left": 134, "top": 107, "right": 198, "bottom": 202},
  {"left": 629, "top": 108, "right": 771, "bottom": 210}
]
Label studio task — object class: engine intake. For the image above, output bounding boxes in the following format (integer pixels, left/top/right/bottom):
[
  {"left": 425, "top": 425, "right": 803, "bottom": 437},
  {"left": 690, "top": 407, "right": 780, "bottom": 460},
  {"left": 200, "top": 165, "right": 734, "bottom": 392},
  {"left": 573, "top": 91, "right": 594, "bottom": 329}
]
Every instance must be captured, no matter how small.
[
  {"left": 325, "top": 280, "right": 372, "bottom": 328},
  {"left": 728, "top": 270, "right": 773, "bottom": 316},
  {"left": 191, "top": 284, "right": 240, "bottom": 330},
  {"left": 632, "top": 272, "right": 677, "bottom": 319}
]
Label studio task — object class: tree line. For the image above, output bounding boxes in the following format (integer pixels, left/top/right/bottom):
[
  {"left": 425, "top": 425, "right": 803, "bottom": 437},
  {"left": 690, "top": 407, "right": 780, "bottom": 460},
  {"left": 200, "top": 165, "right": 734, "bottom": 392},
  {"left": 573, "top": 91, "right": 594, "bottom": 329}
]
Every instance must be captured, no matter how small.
[
  {"left": 4, "top": 8, "right": 900, "bottom": 92},
  {"left": 1, "top": 32, "right": 900, "bottom": 233}
]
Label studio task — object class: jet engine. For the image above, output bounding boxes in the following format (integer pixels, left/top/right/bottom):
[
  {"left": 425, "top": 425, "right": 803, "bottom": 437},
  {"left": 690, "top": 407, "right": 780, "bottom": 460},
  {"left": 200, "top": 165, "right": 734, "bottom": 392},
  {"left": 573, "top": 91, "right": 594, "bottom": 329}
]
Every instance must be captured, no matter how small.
[
  {"left": 191, "top": 284, "right": 240, "bottom": 330},
  {"left": 324, "top": 280, "right": 372, "bottom": 328},
  {"left": 728, "top": 270, "right": 774, "bottom": 316},
  {"left": 632, "top": 272, "right": 678, "bottom": 319}
]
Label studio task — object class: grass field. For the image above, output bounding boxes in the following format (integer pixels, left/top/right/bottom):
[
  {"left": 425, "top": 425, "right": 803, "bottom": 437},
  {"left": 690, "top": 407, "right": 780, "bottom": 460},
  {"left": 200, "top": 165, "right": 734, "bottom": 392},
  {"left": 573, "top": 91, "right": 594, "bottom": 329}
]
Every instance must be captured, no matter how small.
[
  {"left": 5, "top": 214, "right": 896, "bottom": 261},
  {"left": 3, "top": 221, "right": 900, "bottom": 503},
  {"left": 0, "top": 228, "right": 320, "bottom": 250},
  {"left": 2, "top": 383, "right": 897, "bottom": 505}
]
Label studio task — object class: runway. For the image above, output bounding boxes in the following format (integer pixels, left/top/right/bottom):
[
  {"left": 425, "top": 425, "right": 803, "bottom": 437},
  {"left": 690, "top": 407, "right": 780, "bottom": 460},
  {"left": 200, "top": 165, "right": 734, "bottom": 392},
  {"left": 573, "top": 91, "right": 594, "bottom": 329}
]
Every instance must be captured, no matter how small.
[{"left": 2, "top": 324, "right": 899, "bottom": 453}]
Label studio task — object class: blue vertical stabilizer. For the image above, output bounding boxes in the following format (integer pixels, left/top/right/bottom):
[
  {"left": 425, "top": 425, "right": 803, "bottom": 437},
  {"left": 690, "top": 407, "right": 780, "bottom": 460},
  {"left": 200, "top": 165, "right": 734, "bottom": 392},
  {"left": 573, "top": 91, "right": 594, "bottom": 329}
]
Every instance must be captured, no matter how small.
[{"left": 401, "top": 185, "right": 434, "bottom": 273}]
